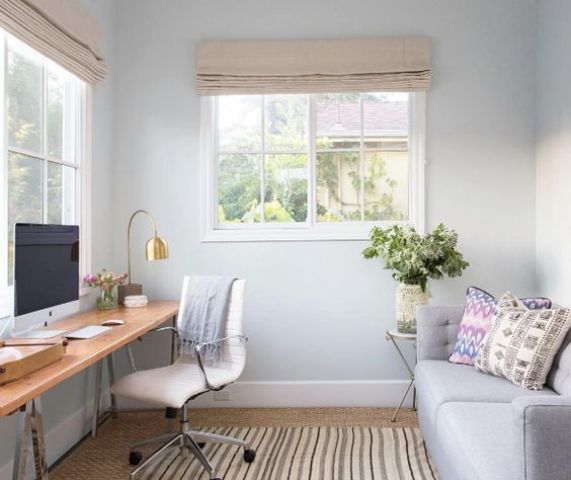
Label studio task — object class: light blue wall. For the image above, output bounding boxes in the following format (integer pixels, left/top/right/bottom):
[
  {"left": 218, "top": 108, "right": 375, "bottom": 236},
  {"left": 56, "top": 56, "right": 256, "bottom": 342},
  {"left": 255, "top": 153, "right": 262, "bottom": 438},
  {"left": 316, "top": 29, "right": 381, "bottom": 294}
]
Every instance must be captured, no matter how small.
[
  {"left": 111, "top": 0, "right": 538, "bottom": 382},
  {"left": 0, "top": 0, "right": 117, "bottom": 472},
  {"left": 536, "top": 0, "right": 571, "bottom": 304},
  {"left": 0, "top": 0, "right": 545, "bottom": 474}
]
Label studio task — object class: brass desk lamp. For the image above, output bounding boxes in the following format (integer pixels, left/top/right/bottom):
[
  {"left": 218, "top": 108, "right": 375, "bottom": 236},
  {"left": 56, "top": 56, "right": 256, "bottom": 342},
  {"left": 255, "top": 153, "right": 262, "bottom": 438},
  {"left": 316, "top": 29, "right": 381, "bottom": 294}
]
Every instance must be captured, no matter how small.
[{"left": 118, "top": 210, "right": 169, "bottom": 303}]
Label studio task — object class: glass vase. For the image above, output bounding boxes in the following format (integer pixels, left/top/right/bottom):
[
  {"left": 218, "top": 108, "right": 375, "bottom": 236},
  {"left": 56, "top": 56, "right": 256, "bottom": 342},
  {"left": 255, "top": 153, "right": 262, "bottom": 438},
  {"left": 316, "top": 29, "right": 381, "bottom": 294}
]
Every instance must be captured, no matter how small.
[{"left": 97, "top": 288, "right": 118, "bottom": 311}]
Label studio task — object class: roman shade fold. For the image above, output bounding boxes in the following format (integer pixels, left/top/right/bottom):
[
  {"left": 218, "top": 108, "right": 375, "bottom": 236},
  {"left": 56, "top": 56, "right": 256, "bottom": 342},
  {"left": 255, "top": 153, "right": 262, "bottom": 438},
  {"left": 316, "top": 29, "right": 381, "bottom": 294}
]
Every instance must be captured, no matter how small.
[
  {"left": 196, "top": 36, "right": 431, "bottom": 95},
  {"left": 0, "top": 0, "right": 107, "bottom": 85}
]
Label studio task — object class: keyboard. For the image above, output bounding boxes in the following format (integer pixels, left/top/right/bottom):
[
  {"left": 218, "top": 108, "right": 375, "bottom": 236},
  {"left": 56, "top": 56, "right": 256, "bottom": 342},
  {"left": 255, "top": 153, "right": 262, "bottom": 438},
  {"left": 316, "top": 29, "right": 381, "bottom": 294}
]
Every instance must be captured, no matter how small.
[
  {"left": 65, "top": 325, "right": 111, "bottom": 339},
  {"left": 13, "top": 329, "right": 66, "bottom": 339}
]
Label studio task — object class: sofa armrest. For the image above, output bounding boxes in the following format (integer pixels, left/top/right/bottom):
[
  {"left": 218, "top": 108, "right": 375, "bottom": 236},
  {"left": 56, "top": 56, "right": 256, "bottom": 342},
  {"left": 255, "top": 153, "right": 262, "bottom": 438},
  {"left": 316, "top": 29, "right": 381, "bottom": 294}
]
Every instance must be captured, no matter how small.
[
  {"left": 512, "top": 396, "right": 571, "bottom": 480},
  {"left": 416, "top": 305, "right": 464, "bottom": 361}
]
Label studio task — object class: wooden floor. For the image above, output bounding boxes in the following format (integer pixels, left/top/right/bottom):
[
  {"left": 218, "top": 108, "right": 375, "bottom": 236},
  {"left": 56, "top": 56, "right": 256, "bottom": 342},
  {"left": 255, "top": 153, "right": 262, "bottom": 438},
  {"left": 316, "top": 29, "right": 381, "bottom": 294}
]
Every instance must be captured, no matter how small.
[{"left": 51, "top": 408, "right": 418, "bottom": 479}]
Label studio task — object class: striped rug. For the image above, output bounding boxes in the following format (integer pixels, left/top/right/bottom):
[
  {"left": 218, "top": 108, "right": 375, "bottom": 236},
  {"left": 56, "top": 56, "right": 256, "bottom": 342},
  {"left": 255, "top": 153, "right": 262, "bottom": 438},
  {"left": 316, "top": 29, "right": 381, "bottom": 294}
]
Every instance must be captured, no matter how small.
[{"left": 138, "top": 426, "right": 438, "bottom": 480}]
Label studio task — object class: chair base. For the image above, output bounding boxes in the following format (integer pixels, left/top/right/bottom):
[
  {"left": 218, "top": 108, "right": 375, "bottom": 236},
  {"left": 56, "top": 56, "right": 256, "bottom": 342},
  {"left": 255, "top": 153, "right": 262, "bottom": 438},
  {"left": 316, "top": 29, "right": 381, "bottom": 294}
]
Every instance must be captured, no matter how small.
[{"left": 128, "top": 407, "right": 254, "bottom": 480}]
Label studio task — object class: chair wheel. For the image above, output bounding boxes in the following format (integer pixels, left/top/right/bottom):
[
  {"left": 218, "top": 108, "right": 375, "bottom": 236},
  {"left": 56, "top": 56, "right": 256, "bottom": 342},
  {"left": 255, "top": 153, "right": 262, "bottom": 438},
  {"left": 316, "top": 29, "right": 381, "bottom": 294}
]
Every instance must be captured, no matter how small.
[
  {"left": 129, "top": 450, "right": 142, "bottom": 466},
  {"left": 243, "top": 449, "right": 256, "bottom": 463},
  {"left": 198, "top": 442, "right": 206, "bottom": 449}
]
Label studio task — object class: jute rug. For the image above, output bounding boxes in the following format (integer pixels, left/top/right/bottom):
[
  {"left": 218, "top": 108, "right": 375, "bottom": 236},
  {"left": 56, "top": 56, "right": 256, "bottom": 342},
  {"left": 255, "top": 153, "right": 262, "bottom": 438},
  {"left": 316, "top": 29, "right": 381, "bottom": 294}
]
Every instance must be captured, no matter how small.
[{"left": 52, "top": 408, "right": 436, "bottom": 480}]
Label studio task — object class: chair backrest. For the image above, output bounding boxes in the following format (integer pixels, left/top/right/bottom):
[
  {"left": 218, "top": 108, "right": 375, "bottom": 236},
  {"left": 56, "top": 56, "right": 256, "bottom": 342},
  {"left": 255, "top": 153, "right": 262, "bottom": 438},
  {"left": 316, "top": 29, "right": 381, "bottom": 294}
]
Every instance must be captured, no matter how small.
[{"left": 177, "top": 277, "right": 247, "bottom": 383}]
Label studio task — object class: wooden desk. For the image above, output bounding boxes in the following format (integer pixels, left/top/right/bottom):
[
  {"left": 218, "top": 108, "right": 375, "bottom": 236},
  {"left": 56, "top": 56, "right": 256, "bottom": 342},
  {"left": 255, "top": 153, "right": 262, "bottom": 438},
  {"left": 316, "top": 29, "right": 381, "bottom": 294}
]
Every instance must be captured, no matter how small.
[{"left": 1, "top": 301, "right": 179, "bottom": 479}]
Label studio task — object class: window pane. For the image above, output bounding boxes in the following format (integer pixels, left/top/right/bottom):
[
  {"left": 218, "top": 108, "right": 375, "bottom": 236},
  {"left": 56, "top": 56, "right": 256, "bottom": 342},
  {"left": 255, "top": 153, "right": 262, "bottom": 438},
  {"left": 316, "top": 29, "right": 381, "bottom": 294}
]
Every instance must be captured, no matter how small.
[
  {"left": 218, "top": 96, "right": 261, "bottom": 152},
  {"left": 7, "top": 48, "right": 43, "bottom": 153},
  {"left": 218, "top": 154, "right": 261, "bottom": 223},
  {"left": 364, "top": 92, "right": 409, "bottom": 149},
  {"left": 7, "top": 153, "right": 43, "bottom": 284},
  {"left": 48, "top": 162, "right": 76, "bottom": 224},
  {"left": 265, "top": 154, "right": 308, "bottom": 223},
  {"left": 364, "top": 151, "right": 408, "bottom": 221},
  {"left": 316, "top": 152, "right": 361, "bottom": 222},
  {"left": 316, "top": 93, "right": 361, "bottom": 150},
  {"left": 47, "top": 72, "right": 65, "bottom": 159},
  {"left": 265, "top": 95, "right": 308, "bottom": 151}
]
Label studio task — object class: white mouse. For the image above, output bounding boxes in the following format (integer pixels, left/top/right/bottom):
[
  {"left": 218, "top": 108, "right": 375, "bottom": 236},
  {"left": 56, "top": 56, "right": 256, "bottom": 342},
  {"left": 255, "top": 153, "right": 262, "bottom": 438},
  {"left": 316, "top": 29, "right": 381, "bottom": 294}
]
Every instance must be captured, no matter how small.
[{"left": 101, "top": 319, "right": 125, "bottom": 327}]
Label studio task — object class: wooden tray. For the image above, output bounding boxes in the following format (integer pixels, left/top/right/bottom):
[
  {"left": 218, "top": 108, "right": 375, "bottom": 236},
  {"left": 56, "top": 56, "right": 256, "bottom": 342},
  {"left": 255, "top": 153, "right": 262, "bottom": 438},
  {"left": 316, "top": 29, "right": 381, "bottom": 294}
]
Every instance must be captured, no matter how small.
[{"left": 0, "top": 340, "right": 67, "bottom": 385}]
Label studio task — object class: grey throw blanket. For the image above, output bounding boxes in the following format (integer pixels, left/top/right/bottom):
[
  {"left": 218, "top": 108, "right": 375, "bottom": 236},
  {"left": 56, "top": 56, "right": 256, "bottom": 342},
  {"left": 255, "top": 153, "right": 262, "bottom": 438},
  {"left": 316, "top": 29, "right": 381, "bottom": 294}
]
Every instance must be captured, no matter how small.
[{"left": 179, "top": 275, "right": 235, "bottom": 362}]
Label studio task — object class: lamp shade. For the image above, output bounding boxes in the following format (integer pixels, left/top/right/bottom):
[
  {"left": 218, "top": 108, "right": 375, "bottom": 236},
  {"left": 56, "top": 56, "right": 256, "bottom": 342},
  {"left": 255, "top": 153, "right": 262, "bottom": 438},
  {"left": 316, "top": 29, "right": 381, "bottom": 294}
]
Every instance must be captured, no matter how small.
[{"left": 146, "top": 236, "right": 168, "bottom": 261}]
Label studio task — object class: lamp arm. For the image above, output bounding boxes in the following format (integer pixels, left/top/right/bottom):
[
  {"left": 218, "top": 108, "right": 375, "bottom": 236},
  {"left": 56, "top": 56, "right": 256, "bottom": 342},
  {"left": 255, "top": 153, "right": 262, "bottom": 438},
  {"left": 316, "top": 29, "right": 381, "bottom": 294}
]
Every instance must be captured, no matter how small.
[{"left": 127, "top": 209, "right": 159, "bottom": 282}]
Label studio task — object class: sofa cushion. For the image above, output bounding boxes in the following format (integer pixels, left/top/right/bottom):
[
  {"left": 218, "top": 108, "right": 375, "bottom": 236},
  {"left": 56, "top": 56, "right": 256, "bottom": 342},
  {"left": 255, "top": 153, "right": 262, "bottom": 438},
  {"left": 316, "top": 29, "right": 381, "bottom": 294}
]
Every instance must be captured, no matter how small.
[
  {"left": 475, "top": 294, "right": 571, "bottom": 390},
  {"left": 415, "top": 360, "right": 557, "bottom": 404},
  {"left": 449, "top": 286, "right": 551, "bottom": 366},
  {"left": 416, "top": 360, "right": 558, "bottom": 428},
  {"left": 436, "top": 402, "right": 517, "bottom": 480},
  {"left": 417, "top": 361, "right": 558, "bottom": 404}
]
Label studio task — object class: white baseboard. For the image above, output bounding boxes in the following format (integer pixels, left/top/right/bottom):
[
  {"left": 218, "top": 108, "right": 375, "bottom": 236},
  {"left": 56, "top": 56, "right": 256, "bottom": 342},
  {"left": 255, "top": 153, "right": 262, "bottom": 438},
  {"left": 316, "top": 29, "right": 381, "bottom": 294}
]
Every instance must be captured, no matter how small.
[
  {"left": 0, "top": 393, "right": 110, "bottom": 480},
  {"left": 0, "top": 380, "right": 412, "bottom": 479},
  {"left": 117, "top": 380, "right": 414, "bottom": 409}
]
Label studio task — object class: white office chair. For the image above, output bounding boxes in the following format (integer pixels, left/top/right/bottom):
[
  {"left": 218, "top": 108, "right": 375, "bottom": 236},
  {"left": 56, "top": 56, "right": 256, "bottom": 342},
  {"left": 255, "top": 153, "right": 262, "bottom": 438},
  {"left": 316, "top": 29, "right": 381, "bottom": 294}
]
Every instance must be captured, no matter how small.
[{"left": 111, "top": 278, "right": 254, "bottom": 480}]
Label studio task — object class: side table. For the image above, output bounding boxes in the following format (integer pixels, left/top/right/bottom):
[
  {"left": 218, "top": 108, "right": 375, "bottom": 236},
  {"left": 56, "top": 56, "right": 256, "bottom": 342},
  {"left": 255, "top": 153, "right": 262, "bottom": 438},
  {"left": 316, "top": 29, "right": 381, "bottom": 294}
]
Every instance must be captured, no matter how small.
[{"left": 386, "top": 329, "right": 417, "bottom": 422}]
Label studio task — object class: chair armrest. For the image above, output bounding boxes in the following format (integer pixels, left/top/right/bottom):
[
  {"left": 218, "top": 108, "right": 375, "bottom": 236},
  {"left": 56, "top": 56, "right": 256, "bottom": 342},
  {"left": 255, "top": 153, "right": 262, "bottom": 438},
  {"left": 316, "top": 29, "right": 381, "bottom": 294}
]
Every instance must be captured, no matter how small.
[
  {"left": 512, "top": 395, "right": 571, "bottom": 480},
  {"left": 195, "top": 335, "right": 247, "bottom": 390},
  {"left": 416, "top": 305, "right": 464, "bottom": 361},
  {"left": 150, "top": 326, "right": 179, "bottom": 336}
]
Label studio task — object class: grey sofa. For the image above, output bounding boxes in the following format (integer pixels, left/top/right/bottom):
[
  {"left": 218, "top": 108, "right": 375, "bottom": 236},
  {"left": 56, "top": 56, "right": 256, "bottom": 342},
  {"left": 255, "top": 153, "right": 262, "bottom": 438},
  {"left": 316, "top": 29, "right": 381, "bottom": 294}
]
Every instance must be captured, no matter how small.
[{"left": 416, "top": 305, "right": 571, "bottom": 480}]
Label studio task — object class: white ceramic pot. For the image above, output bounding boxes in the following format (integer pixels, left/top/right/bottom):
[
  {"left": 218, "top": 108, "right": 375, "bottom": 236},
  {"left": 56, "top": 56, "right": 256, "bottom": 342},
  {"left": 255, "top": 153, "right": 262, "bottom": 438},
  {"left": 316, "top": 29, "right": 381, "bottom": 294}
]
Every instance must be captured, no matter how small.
[{"left": 395, "top": 284, "right": 429, "bottom": 333}]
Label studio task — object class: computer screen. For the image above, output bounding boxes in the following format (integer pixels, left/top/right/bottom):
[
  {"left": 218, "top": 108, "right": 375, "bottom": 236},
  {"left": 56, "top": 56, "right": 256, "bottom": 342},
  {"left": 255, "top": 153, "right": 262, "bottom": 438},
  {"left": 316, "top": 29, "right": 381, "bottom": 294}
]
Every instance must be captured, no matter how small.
[{"left": 14, "top": 223, "right": 80, "bottom": 317}]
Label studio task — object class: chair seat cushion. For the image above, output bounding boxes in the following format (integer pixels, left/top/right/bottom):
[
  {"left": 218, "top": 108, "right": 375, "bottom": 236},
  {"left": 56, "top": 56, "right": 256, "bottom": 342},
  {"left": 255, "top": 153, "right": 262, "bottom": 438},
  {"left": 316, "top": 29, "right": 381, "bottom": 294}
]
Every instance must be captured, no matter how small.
[
  {"left": 436, "top": 402, "right": 517, "bottom": 480},
  {"left": 111, "top": 359, "right": 236, "bottom": 408}
]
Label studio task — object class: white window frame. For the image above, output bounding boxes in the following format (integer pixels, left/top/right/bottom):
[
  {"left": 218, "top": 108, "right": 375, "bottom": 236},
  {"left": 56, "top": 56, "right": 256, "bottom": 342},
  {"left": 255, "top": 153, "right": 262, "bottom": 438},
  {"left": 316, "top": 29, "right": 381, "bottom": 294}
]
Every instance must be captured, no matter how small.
[
  {"left": 0, "top": 31, "right": 92, "bottom": 317},
  {"left": 200, "top": 92, "right": 426, "bottom": 242}
]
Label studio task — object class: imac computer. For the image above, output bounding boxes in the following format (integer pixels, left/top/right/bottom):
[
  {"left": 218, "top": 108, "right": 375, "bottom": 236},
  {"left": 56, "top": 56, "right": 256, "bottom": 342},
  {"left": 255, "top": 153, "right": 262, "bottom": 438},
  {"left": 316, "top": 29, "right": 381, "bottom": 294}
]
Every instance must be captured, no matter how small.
[{"left": 12, "top": 223, "right": 80, "bottom": 337}]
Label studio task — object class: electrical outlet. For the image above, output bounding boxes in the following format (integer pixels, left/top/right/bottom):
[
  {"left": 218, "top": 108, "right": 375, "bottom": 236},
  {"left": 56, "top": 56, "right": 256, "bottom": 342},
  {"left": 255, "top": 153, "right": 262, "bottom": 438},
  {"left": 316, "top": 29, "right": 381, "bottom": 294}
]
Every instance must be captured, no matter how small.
[{"left": 213, "top": 390, "right": 231, "bottom": 401}]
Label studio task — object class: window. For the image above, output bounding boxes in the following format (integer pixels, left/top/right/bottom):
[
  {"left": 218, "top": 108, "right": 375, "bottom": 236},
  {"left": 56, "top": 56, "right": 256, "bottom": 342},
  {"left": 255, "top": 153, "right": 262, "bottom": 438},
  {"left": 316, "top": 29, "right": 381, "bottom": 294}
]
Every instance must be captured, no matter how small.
[
  {"left": 202, "top": 92, "right": 425, "bottom": 241},
  {"left": 0, "top": 33, "right": 91, "bottom": 317}
]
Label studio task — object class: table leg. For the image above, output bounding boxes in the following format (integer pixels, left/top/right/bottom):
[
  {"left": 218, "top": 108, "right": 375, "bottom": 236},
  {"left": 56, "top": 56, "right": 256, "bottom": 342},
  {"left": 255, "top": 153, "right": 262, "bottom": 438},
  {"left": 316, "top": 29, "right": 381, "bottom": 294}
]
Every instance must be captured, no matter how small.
[
  {"left": 12, "top": 398, "right": 48, "bottom": 480},
  {"left": 30, "top": 398, "right": 48, "bottom": 479},
  {"left": 387, "top": 333, "right": 416, "bottom": 422},
  {"left": 91, "top": 360, "right": 102, "bottom": 438},
  {"left": 391, "top": 378, "right": 414, "bottom": 423},
  {"left": 388, "top": 336, "right": 414, "bottom": 377},
  {"left": 107, "top": 353, "right": 117, "bottom": 418},
  {"left": 13, "top": 403, "right": 30, "bottom": 480},
  {"left": 126, "top": 345, "right": 137, "bottom": 372}
]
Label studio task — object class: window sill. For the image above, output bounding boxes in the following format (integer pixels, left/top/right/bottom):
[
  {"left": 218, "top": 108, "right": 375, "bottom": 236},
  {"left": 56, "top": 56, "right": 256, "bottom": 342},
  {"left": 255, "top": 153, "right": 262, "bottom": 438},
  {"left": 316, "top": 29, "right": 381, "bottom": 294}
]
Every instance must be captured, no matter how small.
[{"left": 201, "top": 222, "right": 413, "bottom": 243}]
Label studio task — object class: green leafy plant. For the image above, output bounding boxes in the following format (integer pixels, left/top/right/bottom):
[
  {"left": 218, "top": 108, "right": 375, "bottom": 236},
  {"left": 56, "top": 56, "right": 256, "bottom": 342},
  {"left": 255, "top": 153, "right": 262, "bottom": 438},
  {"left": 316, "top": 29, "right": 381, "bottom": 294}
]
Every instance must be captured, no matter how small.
[{"left": 362, "top": 223, "right": 469, "bottom": 291}]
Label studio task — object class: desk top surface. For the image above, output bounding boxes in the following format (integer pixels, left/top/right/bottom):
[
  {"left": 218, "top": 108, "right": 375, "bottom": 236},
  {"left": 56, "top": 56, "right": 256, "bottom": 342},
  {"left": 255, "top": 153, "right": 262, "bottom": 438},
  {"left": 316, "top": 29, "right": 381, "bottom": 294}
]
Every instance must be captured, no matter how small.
[{"left": 0, "top": 301, "right": 179, "bottom": 417}]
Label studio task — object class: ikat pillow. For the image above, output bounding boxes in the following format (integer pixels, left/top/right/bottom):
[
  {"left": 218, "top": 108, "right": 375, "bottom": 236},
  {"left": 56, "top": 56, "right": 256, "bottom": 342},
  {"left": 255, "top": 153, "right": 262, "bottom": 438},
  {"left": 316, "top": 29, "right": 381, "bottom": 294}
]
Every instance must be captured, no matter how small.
[
  {"left": 448, "top": 287, "right": 551, "bottom": 366},
  {"left": 475, "top": 292, "right": 571, "bottom": 390}
]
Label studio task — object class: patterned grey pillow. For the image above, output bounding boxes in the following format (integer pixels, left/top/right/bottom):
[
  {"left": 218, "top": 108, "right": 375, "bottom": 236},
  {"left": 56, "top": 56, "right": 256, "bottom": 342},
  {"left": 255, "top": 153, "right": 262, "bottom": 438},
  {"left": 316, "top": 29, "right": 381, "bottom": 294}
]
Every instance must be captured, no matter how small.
[{"left": 475, "top": 292, "right": 571, "bottom": 390}]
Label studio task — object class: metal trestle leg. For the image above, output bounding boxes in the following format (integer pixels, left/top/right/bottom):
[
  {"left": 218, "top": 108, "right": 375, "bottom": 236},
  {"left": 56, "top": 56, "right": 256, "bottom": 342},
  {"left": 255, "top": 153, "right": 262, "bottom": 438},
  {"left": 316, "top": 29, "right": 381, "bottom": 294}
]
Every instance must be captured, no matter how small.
[{"left": 12, "top": 397, "right": 48, "bottom": 480}]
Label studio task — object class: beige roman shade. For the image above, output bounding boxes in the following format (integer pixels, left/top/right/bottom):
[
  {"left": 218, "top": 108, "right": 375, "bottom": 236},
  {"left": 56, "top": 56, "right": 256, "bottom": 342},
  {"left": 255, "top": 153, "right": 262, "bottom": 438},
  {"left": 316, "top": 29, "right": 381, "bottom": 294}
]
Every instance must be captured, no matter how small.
[
  {"left": 0, "top": 0, "right": 107, "bottom": 85},
  {"left": 196, "top": 36, "right": 431, "bottom": 95}
]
